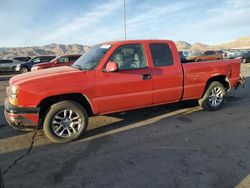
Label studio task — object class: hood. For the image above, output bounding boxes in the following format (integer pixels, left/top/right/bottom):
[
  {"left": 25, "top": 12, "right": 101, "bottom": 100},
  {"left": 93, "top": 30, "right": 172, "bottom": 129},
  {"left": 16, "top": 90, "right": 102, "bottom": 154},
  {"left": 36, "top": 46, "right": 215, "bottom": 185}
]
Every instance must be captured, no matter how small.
[{"left": 10, "top": 66, "right": 82, "bottom": 86}]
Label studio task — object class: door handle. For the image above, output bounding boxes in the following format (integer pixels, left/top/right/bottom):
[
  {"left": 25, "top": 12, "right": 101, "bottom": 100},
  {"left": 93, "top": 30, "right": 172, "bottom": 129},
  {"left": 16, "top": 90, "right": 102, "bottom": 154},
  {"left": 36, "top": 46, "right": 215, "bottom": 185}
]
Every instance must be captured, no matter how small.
[{"left": 142, "top": 74, "right": 151, "bottom": 80}]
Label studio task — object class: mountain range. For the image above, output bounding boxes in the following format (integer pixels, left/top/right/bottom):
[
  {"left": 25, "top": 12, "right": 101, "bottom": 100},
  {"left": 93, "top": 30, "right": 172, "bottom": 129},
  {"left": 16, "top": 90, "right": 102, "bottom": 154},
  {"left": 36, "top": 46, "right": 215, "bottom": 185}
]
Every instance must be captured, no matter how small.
[
  {"left": 0, "top": 37, "right": 249, "bottom": 59},
  {"left": 0, "top": 44, "right": 91, "bottom": 59},
  {"left": 175, "top": 36, "right": 250, "bottom": 51}
]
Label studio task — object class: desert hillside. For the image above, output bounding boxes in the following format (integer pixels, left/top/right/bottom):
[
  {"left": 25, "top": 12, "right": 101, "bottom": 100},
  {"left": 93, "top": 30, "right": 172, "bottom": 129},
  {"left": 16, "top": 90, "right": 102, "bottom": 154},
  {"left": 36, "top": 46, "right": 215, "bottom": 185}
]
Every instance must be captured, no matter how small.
[
  {"left": 0, "top": 37, "right": 250, "bottom": 58},
  {"left": 0, "top": 44, "right": 90, "bottom": 58},
  {"left": 175, "top": 36, "right": 250, "bottom": 51}
]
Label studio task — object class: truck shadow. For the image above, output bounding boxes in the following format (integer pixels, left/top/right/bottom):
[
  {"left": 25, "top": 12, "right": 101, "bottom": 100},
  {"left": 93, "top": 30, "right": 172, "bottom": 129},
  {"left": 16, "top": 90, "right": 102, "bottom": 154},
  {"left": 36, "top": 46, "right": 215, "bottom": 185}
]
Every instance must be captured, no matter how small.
[{"left": 80, "top": 101, "right": 199, "bottom": 140}]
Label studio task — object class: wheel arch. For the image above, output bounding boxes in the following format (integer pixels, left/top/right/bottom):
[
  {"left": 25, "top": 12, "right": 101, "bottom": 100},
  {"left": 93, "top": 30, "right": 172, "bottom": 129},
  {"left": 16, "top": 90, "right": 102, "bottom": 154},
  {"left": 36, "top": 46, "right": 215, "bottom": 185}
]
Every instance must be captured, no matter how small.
[
  {"left": 202, "top": 75, "right": 230, "bottom": 97},
  {"left": 38, "top": 93, "right": 94, "bottom": 120}
]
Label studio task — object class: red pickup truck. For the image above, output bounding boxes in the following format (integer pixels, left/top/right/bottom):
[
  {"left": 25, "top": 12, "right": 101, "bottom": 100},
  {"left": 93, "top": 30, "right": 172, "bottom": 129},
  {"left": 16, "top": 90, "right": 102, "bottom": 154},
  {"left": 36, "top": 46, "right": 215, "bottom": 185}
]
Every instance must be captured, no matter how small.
[
  {"left": 31, "top": 54, "right": 81, "bottom": 71},
  {"left": 4, "top": 40, "right": 245, "bottom": 143}
]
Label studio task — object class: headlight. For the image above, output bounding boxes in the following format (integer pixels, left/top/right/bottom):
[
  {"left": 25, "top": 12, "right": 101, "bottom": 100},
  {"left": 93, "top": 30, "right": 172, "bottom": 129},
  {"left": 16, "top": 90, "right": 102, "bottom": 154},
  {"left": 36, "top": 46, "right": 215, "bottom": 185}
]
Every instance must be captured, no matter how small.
[
  {"left": 16, "top": 64, "right": 21, "bottom": 67},
  {"left": 31, "top": 66, "right": 38, "bottom": 71},
  {"left": 9, "top": 85, "right": 19, "bottom": 95},
  {"left": 8, "top": 85, "right": 19, "bottom": 105}
]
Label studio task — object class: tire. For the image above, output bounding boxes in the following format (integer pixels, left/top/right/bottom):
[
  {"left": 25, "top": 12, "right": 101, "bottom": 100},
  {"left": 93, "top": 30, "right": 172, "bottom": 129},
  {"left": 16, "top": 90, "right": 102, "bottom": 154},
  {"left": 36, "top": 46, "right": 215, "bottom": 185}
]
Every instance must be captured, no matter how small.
[
  {"left": 198, "top": 81, "right": 225, "bottom": 111},
  {"left": 43, "top": 100, "right": 88, "bottom": 143},
  {"left": 20, "top": 67, "right": 29, "bottom": 73}
]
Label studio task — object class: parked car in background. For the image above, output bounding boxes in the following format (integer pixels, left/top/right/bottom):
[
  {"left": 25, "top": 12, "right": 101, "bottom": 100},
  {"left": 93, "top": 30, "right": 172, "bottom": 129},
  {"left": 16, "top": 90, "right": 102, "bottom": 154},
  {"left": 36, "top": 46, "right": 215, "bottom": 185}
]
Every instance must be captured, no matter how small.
[
  {"left": 195, "top": 50, "right": 223, "bottom": 62},
  {"left": 179, "top": 51, "right": 190, "bottom": 62},
  {"left": 13, "top": 56, "right": 31, "bottom": 62},
  {"left": 226, "top": 50, "right": 245, "bottom": 59},
  {"left": 216, "top": 50, "right": 227, "bottom": 59},
  {"left": 15, "top": 55, "right": 56, "bottom": 73},
  {"left": 241, "top": 51, "right": 250, "bottom": 63},
  {"left": 184, "top": 51, "right": 202, "bottom": 62},
  {"left": 4, "top": 39, "right": 245, "bottom": 143},
  {"left": 0, "top": 59, "right": 23, "bottom": 72},
  {"left": 31, "top": 54, "right": 81, "bottom": 71}
]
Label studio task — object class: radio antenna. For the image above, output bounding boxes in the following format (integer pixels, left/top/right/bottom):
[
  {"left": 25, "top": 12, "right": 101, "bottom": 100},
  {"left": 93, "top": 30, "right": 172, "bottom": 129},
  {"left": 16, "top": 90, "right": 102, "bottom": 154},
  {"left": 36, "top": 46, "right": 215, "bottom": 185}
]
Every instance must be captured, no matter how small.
[{"left": 124, "top": 0, "right": 127, "bottom": 40}]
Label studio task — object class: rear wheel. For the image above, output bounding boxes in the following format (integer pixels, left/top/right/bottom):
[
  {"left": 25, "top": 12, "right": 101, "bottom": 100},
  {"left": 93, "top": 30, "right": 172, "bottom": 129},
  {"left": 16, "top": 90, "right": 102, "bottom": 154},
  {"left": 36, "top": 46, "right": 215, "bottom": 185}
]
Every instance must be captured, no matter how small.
[
  {"left": 199, "top": 81, "right": 225, "bottom": 111},
  {"left": 43, "top": 100, "right": 88, "bottom": 143}
]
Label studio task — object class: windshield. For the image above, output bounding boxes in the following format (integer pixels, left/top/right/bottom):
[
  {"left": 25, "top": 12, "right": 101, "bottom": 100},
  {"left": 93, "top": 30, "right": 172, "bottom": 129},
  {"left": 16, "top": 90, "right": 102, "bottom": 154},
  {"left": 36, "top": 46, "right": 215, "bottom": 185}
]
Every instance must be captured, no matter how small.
[
  {"left": 72, "top": 44, "right": 111, "bottom": 70},
  {"left": 27, "top": 57, "right": 35, "bottom": 63}
]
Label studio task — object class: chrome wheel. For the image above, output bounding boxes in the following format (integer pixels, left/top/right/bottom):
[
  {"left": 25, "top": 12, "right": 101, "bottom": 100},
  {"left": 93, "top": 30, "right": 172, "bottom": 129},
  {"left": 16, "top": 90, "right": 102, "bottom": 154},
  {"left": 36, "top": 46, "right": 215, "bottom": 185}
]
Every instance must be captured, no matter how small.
[
  {"left": 208, "top": 87, "right": 223, "bottom": 107},
  {"left": 51, "top": 109, "right": 82, "bottom": 138}
]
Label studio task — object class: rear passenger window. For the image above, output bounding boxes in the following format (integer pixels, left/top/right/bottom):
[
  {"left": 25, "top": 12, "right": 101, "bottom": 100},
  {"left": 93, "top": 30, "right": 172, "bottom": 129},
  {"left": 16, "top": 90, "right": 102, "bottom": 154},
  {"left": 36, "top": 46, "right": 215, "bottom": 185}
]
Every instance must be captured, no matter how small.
[{"left": 149, "top": 43, "right": 173, "bottom": 67}]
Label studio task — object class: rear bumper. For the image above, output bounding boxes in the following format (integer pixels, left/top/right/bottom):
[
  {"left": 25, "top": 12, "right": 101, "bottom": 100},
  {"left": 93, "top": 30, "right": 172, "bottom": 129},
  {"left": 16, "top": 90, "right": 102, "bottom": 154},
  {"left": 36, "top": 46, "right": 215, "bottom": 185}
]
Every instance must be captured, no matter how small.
[
  {"left": 236, "top": 74, "right": 246, "bottom": 89},
  {"left": 4, "top": 100, "right": 40, "bottom": 131}
]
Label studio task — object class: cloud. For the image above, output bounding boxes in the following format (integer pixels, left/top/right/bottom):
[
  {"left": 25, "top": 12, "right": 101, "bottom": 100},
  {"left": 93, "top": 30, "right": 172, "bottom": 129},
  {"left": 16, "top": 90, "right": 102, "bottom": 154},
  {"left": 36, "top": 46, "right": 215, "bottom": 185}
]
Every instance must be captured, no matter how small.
[
  {"left": 168, "top": 0, "right": 250, "bottom": 44},
  {"left": 127, "top": 3, "right": 184, "bottom": 26},
  {"left": 0, "top": 0, "right": 249, "bottom": 47},
  {"left": 41, "top": 0, "right": 124, "bottom": 44}
]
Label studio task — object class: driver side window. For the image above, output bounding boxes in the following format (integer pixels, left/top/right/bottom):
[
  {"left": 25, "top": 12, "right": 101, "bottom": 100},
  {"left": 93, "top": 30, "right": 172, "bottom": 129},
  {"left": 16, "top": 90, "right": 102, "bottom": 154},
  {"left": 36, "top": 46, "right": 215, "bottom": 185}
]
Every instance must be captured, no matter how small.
[{"left": 109, "top": 44, "right": 146, "bottom": 71}]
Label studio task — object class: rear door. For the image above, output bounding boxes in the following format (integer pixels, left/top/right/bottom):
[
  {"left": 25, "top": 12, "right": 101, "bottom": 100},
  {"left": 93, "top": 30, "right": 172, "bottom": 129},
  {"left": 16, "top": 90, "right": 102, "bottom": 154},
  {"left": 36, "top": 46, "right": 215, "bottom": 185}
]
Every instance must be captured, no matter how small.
[
  {"left": 95, "top": 43, "right": 152, "bottom": 114},
  {"left": 148, "top": 43, "right": 183, "bottom": 104}
]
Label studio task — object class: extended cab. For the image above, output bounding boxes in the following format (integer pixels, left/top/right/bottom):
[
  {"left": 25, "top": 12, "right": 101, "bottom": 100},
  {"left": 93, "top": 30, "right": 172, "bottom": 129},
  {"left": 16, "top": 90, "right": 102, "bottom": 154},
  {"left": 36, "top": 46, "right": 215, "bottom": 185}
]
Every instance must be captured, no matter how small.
[
  {"left": 4, "top": 40, "right": 245, "bottom": 143},
  {"left": 31, "top": 54, "right": 81, "bottom": 71}
]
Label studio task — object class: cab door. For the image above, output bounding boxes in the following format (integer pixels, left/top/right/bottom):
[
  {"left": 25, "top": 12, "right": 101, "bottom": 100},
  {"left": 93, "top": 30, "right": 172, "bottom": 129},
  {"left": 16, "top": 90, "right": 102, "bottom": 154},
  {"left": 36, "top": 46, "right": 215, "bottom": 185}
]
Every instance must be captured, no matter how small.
[
  {"left": 95, "top": 44, "right": 152, "bottom": 114},
  {"left": 148, "top": 42, "right": 183, "bottom": 104}
]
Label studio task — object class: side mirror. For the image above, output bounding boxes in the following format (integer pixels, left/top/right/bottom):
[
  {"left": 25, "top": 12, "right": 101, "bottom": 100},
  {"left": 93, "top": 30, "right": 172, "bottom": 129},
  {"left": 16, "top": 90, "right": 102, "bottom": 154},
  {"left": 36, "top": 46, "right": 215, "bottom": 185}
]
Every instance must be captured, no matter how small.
[{"left": 106, "top": 61, "right": 118, "bottom": 72}]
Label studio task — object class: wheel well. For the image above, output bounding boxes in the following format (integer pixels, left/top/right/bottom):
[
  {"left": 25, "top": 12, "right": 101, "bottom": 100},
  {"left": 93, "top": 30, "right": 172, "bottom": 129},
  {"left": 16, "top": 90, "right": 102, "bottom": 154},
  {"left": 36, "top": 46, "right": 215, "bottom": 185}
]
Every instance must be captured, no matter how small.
[
  {"left": 38, "top": 93, "right": 93, "bottom": 119},
  {"left": 203, "top": 75, "right": 230, "bottom": 95}
]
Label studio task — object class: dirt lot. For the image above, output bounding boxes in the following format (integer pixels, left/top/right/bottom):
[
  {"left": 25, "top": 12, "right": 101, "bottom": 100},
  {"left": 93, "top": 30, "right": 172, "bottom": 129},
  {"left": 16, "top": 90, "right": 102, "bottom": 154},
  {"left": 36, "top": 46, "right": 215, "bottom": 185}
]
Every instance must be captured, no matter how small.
[{"left": 0, "top": 65, "right": 250, "bottom": 188}]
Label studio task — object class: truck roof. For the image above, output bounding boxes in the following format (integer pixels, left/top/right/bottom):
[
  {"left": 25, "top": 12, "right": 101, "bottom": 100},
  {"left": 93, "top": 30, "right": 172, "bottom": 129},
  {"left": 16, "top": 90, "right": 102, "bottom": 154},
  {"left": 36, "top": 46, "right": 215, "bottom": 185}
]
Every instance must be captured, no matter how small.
[{"left": 101, "top": 39, "right": 173, "bottom": 45}]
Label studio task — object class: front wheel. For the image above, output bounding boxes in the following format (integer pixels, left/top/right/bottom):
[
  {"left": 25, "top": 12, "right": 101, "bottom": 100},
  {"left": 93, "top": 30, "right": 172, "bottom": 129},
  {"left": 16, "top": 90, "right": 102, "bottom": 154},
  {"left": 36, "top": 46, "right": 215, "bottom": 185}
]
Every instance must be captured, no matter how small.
[
  {"left": 43, "top": 100, "right": 88, "bottom": 143},
  {"left": 199, "top": 81, "right": 225, "bottom": 111},
  {"left": 20, "top": 67, "right": 29, "bottom": 73}
]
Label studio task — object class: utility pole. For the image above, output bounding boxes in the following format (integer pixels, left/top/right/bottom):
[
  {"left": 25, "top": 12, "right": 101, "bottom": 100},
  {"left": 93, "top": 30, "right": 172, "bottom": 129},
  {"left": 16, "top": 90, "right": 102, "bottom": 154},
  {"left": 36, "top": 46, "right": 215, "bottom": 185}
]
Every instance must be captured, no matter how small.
[{"left": 124, "top": 0, "right": 127, "bottom": 40}]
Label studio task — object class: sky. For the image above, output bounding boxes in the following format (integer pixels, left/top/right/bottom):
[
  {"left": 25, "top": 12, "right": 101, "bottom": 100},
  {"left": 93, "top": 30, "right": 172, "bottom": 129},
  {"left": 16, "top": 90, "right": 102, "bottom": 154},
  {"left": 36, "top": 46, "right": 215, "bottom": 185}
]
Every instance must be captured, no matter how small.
[{"left": 0, "top": 0, "right": 249, "bottom": 47}]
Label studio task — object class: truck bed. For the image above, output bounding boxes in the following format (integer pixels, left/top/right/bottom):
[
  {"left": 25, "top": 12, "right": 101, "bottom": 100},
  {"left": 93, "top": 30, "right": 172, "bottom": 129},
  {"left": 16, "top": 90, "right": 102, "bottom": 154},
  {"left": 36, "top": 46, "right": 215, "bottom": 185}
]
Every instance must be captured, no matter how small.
[{"left": 181, "top": 59, "right": 241, "bottom": 100}]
